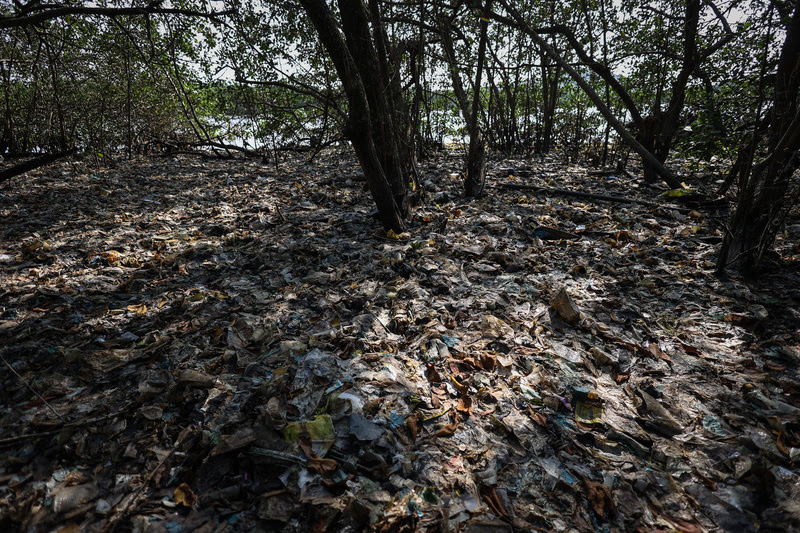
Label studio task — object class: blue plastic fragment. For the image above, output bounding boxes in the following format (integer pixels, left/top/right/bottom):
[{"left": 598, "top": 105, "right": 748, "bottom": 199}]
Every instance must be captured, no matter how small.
[
  {"left": 332, "top": 469, "right": 349, "bottom": 483},
  {"left": 559, "top": 468, "right": 578, "bottom": 484},
  {"left": 441, "top": 336, "right": 459, "bottom": 348},
  {"left": 164, "top": 521, "right": 183, "bottom": 533},
  {"left": 325, "top": 380, "right": 344, "bottom": 394},
  {"left": 407, "top": 497, "right": 423, "bottom": 517},
  {"left": 389, "top": 410, "right": 404, "bottom": 428}
]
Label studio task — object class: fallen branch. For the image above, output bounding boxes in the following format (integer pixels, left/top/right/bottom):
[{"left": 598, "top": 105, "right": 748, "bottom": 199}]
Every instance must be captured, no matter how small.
[
  {"left": 192, "top": 140, "right": 261, "bottom": 157},
  {"left": 0, "top": 148, "right": 76, "bottom": 185},
  {"left": 0, "top": 411, "right": 125, "bottom": 449},
  {"left": 499, "top": 182, "right": 692, "bottom": 213},
  {"left": 0, "top": 353, "right": 65, "bottom": 422},
  {"left": 105, "top": 428, "right": 195, "bottom": 533}
]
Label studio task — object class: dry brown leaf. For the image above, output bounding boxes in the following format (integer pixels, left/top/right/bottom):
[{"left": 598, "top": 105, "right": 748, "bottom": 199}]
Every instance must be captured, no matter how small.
[
  {"left": 480, "top": 353, "right": 496, "bottom": 371},
  {"left": 529, "top": 409, "right": 548, "bottom": 427},
  {"left": 298, "top": 436, "right": 337, "bottom": 474},
  {"left": 614, "top": 372, "right": 631, "bottom": 383},
  {"left": 648, "top": 343, "right": 672, "bottom": 362},
  {"left": 679, "top": 342, "right": 706, "bottom": 358},
  {"left": 550, "top": 287, "right": 581, "bottom": 324},
  {"left": 456, "top": 395, "right": 473, "bottom": 416},
  {"left": 429, "top": 412, "right": 459, "bottom": 440},
  {"left": 584, "top": 479, "right": 615, "bottom": 517},
  {"left": 425, "top": 363, "right": 442, "bottom": 383},
  {"left": 174, "top": 482, "right": 196, "bottom": 507},
  {"left": 406, "top": 413, "right": 420, "bottom": 442}
]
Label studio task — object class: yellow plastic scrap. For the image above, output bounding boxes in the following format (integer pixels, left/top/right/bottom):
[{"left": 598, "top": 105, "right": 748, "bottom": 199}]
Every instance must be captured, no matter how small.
[
  {"left": 663, "top": 188, "right": 698, "bottom": 198},
  {"left": 421, "top": 407, "right": 451, "bottom": 422},
  {"left": 283, "top": 414, "right": 335, "bottom": 456},
  {"left": 573, "top": 388, "right": 604, "bottom": 425},
  {"left": 574, "top": 401, "right": 604, "bottom": 424}
]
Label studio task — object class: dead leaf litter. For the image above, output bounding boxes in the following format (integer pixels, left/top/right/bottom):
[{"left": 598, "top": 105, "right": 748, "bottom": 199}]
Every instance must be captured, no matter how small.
[{"left": 1, "top": 150, "right": 800, "bottom": 532}]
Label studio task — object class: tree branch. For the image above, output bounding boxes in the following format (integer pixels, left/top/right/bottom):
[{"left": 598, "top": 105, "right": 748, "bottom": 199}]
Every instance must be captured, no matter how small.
[
  {"left": 235, "top": 76, "right": 344, "bottom": 118},
  {"left": 0, "top": 5, "right": 235, "bottom": 29},
  {"left": 0, "top": 148, "right": 76, "bottom": 185},
  {"left": 492, "top": 0, "right": 683, "bottom": 188}
]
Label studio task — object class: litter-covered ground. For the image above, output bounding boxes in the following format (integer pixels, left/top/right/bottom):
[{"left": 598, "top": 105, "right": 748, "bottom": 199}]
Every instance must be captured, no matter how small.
[{"left": 1, "top": 149, "right": 799, "bottom": 532}]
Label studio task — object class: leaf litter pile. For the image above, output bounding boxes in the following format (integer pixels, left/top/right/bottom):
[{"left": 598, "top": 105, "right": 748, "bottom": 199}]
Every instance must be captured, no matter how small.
[{"left": 1, "top": 149, "right": 800, "bottom": 533}]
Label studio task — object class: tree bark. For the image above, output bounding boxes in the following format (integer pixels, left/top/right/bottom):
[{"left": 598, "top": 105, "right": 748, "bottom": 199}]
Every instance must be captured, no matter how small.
[
  {"left": 438, "top": 15, "right": 473, "bottom": 127},
  {"left": 495, "top": 0, "right": 683, "bottom": 189},
  {"left": 717, "top": 0, "right": 800, "bottom": 276},
  {"left": 465, "top": 0, "right": 492, "bottom": 197},
  {"left": 0, "top": 148, "right": 76, "bottom": 185},
  {"left": 540, "top": 52, "right": 560, "bottom": 154},
  {"left": 642, "top": 0, "right": 701, "bottom": 183},
  {"left": 298, "top": 0, "right": 406, "bottom": 232},
  {"left": 436, "top": 5, "right": 489, "bottom": 197}
]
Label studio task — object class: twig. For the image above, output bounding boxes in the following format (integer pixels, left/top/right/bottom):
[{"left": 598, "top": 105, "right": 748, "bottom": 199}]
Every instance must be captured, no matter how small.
[
  {"left": 368, "top": 312, "right": 394, "bottom": 335},
  {"left": 0, "top": 428, "right": 63, "bottom": 447},
  {"left": 276, "top": 205, "right": 287, "bottom": 224},
  {"left": 248, "top": 447, "right": 306, "bottom": 464},
  {"left": 1, "top": 353, "right": 66, "bottom": 422},
  {"left": 500, "top": 182, "right": 693, "bottom": 213},
  {"left": 0, "top": 411, "right": 126, "bottom": 448},
  {"left": 104, "top": 428, "right": 192, "bottom": 533}
]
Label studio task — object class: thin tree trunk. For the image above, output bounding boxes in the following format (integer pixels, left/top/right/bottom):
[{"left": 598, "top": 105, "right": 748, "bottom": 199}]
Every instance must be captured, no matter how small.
[
  {"left": 438, "top": 14, "right": 473, "bottom": 127},
  {"left": 717, "top": 0, "right": 800, "bottom": 275},
  {"left": 496, "top": 0, "right": 683, "bottom": 188},
  {"left": 540, "top": 52, "right": 560, "bottom": 154},
  {"left": 465, "top": 0, "right": 492, "bottom": 197},
  {"left": 299, "top": 0, "right": 406, "bottom": 232},
  {"left": 642, "top": 0, "right": 700, "bottom": 183}
]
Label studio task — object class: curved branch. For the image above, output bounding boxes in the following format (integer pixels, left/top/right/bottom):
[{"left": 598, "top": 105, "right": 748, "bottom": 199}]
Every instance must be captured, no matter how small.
[
  {"left": 235, "top": 76, "right": 345, "bottom": 118},
  {"left": 0, "top": 5, "right": 235, "bottom": 29},
  {"left": 494, "top": 0, "right": 683, "bottom": 188},
  {"left": 537, "top": 24, "right": 643, "bottom": 125},
  {"left": 476, "top": 10, "right": 643, "bottom": 125}
]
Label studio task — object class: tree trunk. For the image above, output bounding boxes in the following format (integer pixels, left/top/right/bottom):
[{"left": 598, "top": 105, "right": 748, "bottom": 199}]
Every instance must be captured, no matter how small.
[
  {"left": 717, "top": 0, "right": 800, "bottom": 276},
  {"left": 540, "top": 51, "right": 560, "bottom": 154},
  {"left": 438, "top": 15, "right": 473, "bottom": 128},
  {"left": 641, "top": 0, "right": 700, "bottom": 183},
  {"left": 298, "top": 0, "right": 407, "bottom": 232},
  {"left": 464, "top": 0, "right": 492, "bottom": 197},
  {"left": 496, "top": 0, "right": 683, "bottom": 188}
]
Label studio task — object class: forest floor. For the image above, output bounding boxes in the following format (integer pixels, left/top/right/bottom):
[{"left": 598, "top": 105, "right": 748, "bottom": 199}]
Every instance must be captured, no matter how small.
[{"left": 1, "top": 148, "right": 800, "bottom": 533}]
